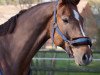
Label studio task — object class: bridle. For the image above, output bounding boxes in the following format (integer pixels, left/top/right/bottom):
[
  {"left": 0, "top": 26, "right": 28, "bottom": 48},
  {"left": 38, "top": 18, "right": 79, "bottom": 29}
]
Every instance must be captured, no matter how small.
[{"left": 51, "top": 0, "right": 92, "bottom": 56}]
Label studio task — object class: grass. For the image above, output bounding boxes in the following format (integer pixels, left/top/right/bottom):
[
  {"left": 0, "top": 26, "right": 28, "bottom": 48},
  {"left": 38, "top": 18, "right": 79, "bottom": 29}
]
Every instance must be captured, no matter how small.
[
  {"left": 31, "top": 51, "right": 100, "bottom": 75},
  {"left": 31, "top": 60, "right": 100, "bottom": 75},
  {"left": 55, "top": 72, "right": 100, "bottom": 75}
]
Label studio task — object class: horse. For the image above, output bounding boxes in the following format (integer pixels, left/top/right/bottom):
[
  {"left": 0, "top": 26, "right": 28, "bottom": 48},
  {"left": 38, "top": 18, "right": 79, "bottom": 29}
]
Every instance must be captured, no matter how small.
[{"left": 0, "top": 0, "right": 92, "bottom": 75}]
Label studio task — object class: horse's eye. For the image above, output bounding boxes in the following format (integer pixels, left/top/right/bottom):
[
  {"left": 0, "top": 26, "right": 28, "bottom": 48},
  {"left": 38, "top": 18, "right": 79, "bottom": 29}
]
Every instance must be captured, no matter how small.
[
  {"left": 62, "top": 16, "right": 69, "bottom": 23},
  {"left": 62, "top": 18, "right": 68, "bottom": 23}
]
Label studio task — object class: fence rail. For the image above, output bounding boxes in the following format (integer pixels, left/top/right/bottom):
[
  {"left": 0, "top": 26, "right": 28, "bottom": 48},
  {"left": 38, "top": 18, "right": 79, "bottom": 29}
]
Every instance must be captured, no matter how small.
[
  {"left": 33, "top": 58, "right": 100, "bottom": 61},
  {"left": 30, "top": 49, "right": 100, "bottom": 75}
]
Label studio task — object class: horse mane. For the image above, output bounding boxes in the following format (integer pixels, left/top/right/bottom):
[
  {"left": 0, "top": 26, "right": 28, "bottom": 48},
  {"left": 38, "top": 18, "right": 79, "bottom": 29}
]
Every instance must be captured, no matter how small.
[
  {"left": 0, "top": 9, "right": 27, "bottom": 36},
  {"left": 0, "top": 2, "right": 53, "bottom": 36}
]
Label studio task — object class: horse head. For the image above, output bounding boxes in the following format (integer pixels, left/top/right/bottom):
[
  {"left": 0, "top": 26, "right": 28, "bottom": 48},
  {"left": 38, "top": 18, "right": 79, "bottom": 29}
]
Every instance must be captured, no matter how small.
[{"left": 49, "top": 0, "right": 92, "bottom": 66}]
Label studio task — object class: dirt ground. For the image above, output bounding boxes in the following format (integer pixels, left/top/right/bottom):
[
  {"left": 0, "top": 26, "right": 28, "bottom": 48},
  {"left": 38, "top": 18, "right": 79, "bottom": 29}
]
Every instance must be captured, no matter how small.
[{"left": 0, "top": 5, "right": 19, "bottom": 24}]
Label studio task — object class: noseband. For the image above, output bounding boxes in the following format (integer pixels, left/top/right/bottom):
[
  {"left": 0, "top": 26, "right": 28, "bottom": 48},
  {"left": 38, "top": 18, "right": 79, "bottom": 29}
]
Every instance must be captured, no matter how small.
[{"left": 51, "top": 0, "right": 92, "bottom": 54}]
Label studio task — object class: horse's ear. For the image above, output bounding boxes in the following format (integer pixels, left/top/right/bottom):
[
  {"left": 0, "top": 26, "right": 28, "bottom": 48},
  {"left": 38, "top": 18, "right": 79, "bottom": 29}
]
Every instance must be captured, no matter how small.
[
  {"left": 70, "top": 0, "right": 80, "bottom": 5},
  {"left": 58, "top": 0, "right": 67, "bottom": 7}
]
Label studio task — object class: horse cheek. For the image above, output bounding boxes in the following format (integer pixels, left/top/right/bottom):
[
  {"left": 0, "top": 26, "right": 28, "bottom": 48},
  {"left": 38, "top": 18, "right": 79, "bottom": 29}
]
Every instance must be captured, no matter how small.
[{"left": 54, "top": 32, "right": 64, "bottom": 46}]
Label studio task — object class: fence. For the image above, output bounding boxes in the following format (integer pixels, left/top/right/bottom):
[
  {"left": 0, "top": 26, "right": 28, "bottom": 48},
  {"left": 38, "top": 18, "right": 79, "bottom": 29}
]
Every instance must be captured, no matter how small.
[{"left": 30, "top": 49, "right": 100, "bottom": 75}]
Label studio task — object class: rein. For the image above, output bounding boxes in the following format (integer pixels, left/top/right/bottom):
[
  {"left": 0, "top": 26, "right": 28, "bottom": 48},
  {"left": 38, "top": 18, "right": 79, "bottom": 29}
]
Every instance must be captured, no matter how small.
[{"left": 51, "top": 0, "right": 92, "bottom": 55}]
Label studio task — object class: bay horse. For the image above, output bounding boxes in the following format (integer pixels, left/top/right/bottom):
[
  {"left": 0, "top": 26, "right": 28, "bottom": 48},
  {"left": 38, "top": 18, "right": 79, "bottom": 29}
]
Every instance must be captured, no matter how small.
[{"left": 0, "top": 0, "right": 92, "bottom": 75}]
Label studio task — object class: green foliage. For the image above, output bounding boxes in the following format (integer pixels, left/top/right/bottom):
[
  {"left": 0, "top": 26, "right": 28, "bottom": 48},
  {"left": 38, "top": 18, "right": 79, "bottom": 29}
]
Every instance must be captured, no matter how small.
[
  {"left": 0, "top": 0, "right": 17, "bottom": 5},
  {"left": 0, "top": 0, "right": 47, "bottom": 4},
  {"left": 0, "top": 0, "right": 5, "bottom": 4},
  {"left": 96, "top": 28, "right": 100, "bottom": 50}
]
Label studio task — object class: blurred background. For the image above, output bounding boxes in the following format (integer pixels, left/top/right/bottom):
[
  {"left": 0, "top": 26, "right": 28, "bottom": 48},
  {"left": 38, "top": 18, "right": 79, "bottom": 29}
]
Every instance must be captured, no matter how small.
[{"left": 0, "top": 0, "right": 100, "bottom": 75}]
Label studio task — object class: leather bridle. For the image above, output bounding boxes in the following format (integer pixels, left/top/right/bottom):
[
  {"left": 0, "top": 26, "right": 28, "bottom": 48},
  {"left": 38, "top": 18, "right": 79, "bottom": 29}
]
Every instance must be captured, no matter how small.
[{"left": 51, "top": 0, "right": 92, "bottom": 56}]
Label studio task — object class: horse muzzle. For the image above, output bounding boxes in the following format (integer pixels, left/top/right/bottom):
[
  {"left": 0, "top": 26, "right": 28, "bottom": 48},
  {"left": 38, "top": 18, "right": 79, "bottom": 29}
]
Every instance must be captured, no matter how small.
[{"left": 70, "top": 37, "right": 92, "bottom": 66}]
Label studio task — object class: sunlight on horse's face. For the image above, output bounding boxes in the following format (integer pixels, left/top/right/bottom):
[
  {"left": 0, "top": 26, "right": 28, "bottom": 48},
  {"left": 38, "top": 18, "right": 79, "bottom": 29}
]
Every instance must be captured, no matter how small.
[{"left": 53, "top": 1, "right": 92, "bottom": 66}]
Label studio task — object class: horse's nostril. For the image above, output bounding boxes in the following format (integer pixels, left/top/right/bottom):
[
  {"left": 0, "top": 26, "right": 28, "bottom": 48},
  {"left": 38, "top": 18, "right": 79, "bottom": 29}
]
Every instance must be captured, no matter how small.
[
  {"left": 82, "top": 54, "right": 92, "bottom": 65},
  {"left": 82, "top": 54, "right": 90, "bottom": 65},
  {"left": 83, "top": 54, "right": 88, "bottom": 61}
]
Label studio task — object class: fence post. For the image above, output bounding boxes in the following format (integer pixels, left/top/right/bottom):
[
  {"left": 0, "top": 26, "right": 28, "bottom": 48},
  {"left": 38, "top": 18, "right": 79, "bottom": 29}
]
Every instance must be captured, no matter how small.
[{"left": 49, "top": 52, "right": 57, "bottom": 75}]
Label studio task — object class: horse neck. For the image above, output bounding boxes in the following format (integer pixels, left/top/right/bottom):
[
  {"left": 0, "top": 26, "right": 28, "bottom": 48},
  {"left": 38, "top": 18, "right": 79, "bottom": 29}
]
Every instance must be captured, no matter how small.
[
  {"left": 0, "top": 2, "right": 56, "bottom": 75},
  {"left": 14, "top": 2, "right": 53, "bottom": 58},
  {"left": 7, "top": 2, "right": 54, "bottom": 74},
  {"left": 23, "top": 2, "right": 55, "bottom": 64}
]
